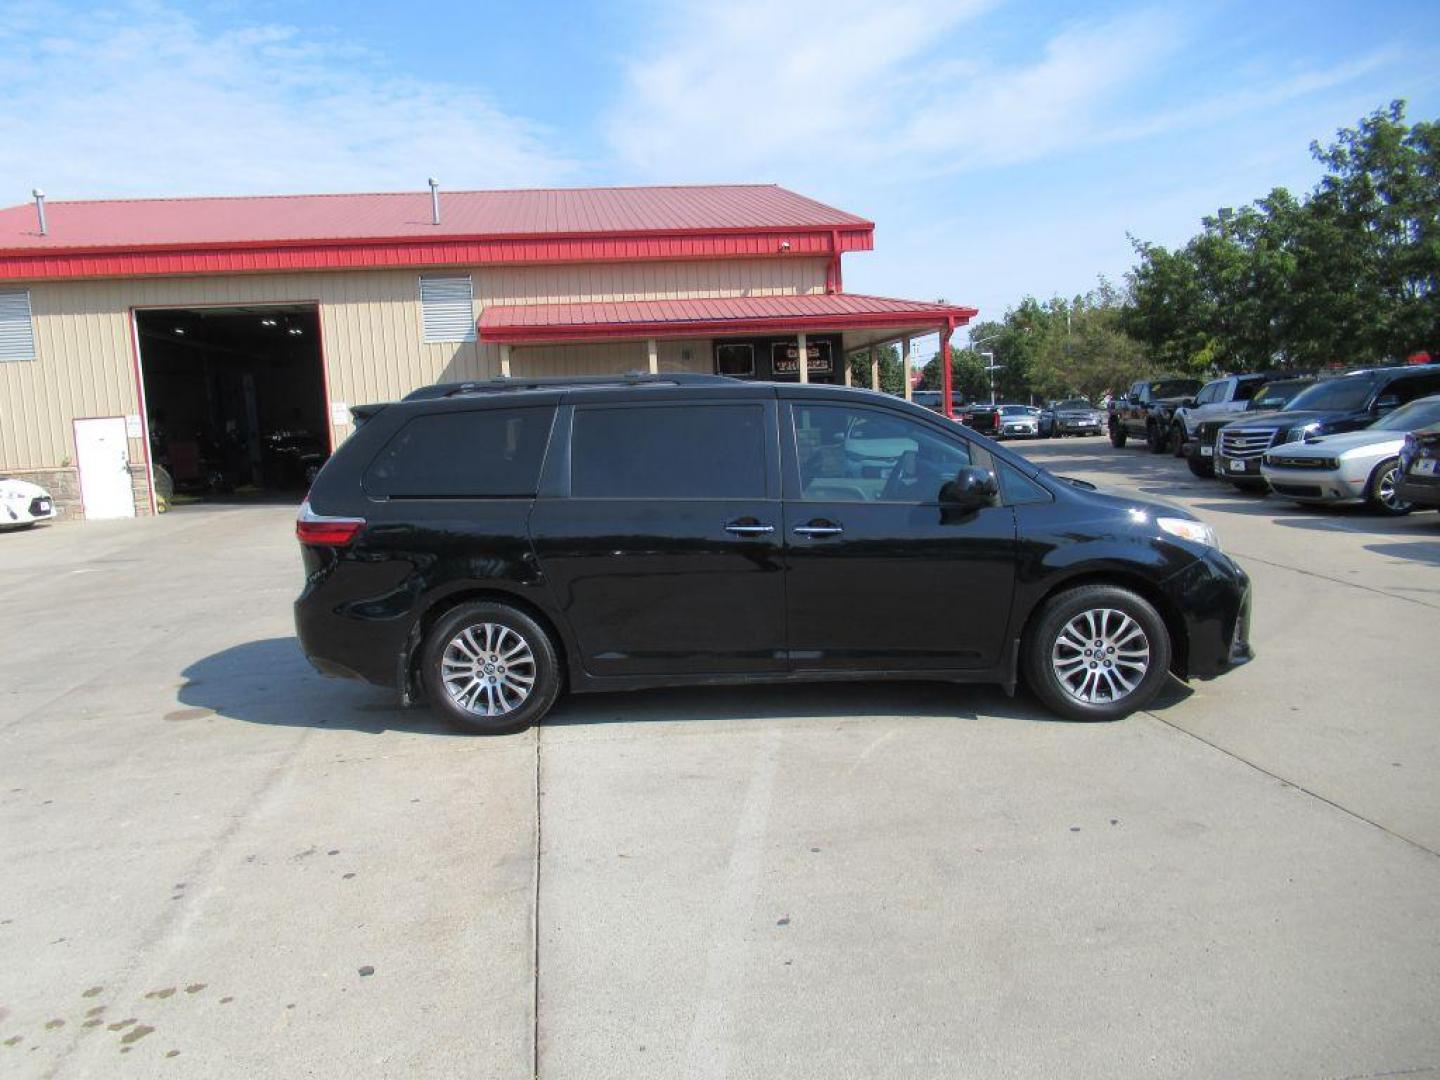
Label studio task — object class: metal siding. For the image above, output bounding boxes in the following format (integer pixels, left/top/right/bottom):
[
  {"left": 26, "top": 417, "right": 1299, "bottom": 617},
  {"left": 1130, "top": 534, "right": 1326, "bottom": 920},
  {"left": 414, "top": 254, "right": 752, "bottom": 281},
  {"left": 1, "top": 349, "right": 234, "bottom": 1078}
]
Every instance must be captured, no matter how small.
[{"left": 0, "top": 256, "right": 825, "bottom": 472}]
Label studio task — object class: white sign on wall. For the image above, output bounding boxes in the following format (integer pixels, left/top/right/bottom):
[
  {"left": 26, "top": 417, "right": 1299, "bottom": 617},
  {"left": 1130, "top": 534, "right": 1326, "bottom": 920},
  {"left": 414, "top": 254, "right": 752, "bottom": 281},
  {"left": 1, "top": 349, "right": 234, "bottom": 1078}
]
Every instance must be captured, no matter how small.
[
  {"left": 329, "top": 401, "right": 351, "bottom": 426},
  {"left": 125, "top": 414, "right": 143, "bottom": 438}
]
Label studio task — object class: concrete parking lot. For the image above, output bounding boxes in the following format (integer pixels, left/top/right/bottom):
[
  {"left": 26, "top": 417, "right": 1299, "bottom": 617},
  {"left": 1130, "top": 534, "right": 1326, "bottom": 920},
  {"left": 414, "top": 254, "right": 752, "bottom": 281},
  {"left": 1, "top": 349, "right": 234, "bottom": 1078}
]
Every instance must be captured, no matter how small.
[{"left": 2, "top": 439, "right": 1438, "bottom": 1079}]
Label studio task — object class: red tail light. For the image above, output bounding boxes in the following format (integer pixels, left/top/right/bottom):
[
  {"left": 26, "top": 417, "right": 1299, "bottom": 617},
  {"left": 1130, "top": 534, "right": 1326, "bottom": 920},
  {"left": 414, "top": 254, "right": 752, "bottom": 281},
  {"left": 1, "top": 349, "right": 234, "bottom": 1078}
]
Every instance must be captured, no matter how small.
[{"left": 296, "top": 501, "right": 365, "bottom": 547}]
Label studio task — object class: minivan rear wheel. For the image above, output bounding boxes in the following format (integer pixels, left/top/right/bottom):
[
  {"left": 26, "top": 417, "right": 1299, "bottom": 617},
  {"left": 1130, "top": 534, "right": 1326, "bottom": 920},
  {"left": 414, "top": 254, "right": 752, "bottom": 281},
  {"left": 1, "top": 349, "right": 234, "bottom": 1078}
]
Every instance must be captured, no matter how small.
[
  {"left": 1024, "top": 584, "right": 1172, "bottom": 721},
  {"left": 422, "top": 601, "right": 561, "bottom": 733}
]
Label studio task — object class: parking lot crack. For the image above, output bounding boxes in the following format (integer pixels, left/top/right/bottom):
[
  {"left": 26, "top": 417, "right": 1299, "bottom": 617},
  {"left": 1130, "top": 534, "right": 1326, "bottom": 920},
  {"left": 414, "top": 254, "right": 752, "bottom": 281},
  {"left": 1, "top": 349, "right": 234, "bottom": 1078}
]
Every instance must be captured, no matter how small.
[{"left": 1145, "top": 711, "right": 1440, "bottom": 861}]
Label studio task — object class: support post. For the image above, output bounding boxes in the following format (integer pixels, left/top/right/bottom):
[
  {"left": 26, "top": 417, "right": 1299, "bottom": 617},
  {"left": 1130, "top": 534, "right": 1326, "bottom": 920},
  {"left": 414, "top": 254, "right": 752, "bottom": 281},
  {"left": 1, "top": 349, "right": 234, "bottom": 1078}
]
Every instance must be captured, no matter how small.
[
  {"left": 797, "top": 332, "right": 808, "bottom": 384},
  {"left": 941, "top": 320, "right": 955, "bottom": 419},
  {"left": 902, "top": 338, "right": 912, "bottom": 401},
  {"left": 646, "top": 338, "right": 659, "bottom": 375},
  {"left": 500, "top": 343, "right": 512, "bottom": 378},
  {"left": 870, "top": 346, "right": 879, "bottom": 391},
  {"left": 843, "top": 354, "right": 853, "bottom": 386}
]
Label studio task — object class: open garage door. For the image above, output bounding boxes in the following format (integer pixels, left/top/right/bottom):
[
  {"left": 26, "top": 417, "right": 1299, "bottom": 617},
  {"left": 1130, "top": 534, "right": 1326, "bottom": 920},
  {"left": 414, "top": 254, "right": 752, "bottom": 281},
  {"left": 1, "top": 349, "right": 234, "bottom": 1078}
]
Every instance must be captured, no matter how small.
[{"left": 135, "top": 305, "right": 327, "bottom": 509}]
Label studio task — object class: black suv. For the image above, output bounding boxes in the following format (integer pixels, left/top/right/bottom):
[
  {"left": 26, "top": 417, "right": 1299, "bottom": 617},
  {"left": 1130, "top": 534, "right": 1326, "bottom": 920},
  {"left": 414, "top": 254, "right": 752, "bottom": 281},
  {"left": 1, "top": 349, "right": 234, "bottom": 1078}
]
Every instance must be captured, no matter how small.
[
  {"left": 295, "top": 374, "right": 1252, "bottom": 731},
  {"left": 1215, "top": 365, "right": 1440, "bottom": 488}
]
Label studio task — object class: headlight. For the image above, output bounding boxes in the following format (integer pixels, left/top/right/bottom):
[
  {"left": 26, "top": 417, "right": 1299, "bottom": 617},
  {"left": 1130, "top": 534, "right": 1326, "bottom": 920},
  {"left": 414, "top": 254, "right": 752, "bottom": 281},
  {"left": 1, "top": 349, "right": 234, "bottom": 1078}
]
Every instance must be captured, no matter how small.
[{"left": 1158, "top": 516, "right": 1220, "bottom": 549}]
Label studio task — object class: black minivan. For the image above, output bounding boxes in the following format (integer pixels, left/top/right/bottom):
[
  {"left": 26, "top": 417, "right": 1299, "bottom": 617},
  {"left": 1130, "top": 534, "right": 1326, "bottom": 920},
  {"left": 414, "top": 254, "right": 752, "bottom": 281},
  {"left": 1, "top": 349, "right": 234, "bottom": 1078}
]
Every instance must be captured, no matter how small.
[{"left": 295, "top": 374, "right": 1252, "bottom": 732}]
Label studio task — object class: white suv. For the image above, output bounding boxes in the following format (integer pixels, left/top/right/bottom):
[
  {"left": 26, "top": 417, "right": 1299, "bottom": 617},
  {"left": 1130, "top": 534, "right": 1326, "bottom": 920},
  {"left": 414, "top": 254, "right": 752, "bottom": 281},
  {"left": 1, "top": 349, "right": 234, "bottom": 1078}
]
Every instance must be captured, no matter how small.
[{"left": 1170, "top": 374, "right": 1270, "bottom": 453}]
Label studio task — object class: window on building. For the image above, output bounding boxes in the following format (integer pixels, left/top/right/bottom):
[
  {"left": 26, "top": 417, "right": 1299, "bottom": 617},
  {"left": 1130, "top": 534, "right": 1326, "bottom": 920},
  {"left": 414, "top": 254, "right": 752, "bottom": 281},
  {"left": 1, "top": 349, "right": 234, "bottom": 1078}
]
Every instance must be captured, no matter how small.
[
  {"left": 715, "top": 343, "right": 755, "bottom": 377},
  {"left": 772, "top": 340, "right": 832, "bottom": 377},
  {"left": 364, "top": 407, "right": 555, "bottom": 498},
  {"left": 572, "top": 404, "right": 766, "bottom": 499},
  {"left": 0, "top": 290, "right": 36, "bottom": 362},
  {"left": 419, "top": 275, "right": 477, "bottom": 343}
]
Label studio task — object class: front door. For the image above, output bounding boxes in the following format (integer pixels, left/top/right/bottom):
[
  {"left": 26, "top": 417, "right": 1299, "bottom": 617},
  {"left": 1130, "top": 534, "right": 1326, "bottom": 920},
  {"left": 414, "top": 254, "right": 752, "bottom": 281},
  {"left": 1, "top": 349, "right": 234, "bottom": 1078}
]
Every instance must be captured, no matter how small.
[
  {"left": 782, "top": 400, "right": 1016, "bottom": 671},
  {"left": 74, "top": 417, "right": 136, "bottom": 520},
  {"left": 529, "top": 397, "right": 786, "bottom": 677}
]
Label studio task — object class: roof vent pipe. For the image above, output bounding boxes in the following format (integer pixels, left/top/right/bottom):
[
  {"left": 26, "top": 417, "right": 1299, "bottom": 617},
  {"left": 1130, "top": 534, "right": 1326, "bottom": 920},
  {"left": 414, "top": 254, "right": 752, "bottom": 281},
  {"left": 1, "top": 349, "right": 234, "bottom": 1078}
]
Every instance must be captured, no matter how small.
[
  {"left": 32, "top": 189, "right": 47, "bottom": 236},
  {"left": 428, "top": 178, "right": 440, "bottom": 226}
]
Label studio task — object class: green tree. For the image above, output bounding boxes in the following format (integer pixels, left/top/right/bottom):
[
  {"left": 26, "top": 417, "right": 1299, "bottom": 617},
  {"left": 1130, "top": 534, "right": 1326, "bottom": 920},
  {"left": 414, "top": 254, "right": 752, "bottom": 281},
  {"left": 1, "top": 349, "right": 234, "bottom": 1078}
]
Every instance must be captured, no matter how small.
[{"left": 846, "top": 343, "right": 906, "bottom": 394}]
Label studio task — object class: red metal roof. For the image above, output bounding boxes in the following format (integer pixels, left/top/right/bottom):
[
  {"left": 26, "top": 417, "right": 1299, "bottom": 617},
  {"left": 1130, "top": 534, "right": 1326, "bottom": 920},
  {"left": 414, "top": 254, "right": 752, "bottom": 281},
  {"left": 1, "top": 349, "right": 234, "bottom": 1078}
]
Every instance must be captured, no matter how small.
[
  {"left": 0, "top": 184, "right": 868, "bottom": 251},
  {"left": 480, "top": 293, "right": 977, "bottom": 344}
]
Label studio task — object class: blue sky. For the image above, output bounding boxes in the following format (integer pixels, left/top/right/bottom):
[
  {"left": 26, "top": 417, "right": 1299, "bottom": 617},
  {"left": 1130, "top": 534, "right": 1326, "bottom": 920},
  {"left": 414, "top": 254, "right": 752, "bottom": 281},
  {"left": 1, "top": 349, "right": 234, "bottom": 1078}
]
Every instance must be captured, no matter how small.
[{"left": 3, "top": 0, "right": 1438, "bottom": 344}]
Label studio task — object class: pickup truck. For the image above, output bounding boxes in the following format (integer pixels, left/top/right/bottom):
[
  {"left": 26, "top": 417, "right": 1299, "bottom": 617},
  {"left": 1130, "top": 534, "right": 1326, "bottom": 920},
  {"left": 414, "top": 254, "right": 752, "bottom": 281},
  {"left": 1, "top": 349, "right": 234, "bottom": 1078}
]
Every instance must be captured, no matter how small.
[
  {"left": 1108, "top": 378, "right": 1204, "bottom": 451},
  {"left": 1167, "top": 373, "right": 1271, "bottom": 456}
]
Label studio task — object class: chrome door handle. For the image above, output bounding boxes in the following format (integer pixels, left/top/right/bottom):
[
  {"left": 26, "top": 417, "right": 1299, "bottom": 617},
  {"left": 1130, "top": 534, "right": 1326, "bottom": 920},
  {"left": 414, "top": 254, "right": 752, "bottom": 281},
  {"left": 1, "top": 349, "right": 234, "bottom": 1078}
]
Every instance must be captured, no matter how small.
[
  {"left": 792, "top": 524, "right": 843, "bottom": 537},
  {"left": 724, "top": 523, "right": 774, "bottom": 536}
]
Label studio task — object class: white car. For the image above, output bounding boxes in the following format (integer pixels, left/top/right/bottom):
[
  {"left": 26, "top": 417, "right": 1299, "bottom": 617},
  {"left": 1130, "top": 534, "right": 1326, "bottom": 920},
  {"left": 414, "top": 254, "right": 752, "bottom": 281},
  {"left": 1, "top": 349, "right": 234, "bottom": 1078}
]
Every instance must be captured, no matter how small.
[
  {"left": 998, "top": 404, "right": 1040, "bottom": 439},
  {"left": 1260, "top": 395, "right": 1440, "bottom": 515},
  {"left": 1, "top": 476, "right": 58, "bottom": 529}
]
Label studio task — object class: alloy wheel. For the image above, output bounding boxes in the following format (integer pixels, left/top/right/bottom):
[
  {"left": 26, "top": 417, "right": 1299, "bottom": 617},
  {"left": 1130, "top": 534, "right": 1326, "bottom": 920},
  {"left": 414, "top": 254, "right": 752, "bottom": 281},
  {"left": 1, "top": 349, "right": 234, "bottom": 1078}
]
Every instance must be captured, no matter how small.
[
  {"left": 1051, "top": 608, "right": 1151, "bottom": 704},
  {"left": 1376, "top": 465, "right": 1410, "bottom": 513},
  {"left": 441, "top": 623, "right": 537, "bottom": 717}
]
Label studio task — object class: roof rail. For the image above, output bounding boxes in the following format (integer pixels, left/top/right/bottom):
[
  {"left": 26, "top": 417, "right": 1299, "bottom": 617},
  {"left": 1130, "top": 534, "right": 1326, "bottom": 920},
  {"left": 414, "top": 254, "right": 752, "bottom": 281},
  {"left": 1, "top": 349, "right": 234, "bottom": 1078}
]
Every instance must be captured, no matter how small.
[{"left": 401, "top": 371, "right": 738, "bottom": 401}]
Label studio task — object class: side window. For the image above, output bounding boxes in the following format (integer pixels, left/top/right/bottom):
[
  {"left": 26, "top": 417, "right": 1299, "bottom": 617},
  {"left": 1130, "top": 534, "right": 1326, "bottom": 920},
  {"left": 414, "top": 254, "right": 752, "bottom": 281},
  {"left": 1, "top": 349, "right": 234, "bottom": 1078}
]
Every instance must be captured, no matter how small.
[
  {"left": 1394, "top": 374, "right": 1440, "bottom": 405},
  {"left": 364, "top": 407, "right": 554, "bottom": 498},
  {"left": 572, "top": 404, "right": 766, "bottom": 499},
  {"left": 1235, "top": 379, "right": 1263, "bottom": 402},
  {"left": 995, "top": 460, "right": 1051, "bottom": 505},
  {"left": 1194, "top": 383, "right": 1217, "bottom": 405},
  {"left": 792, "top": 403, "right": 970, "bottom": 503}
]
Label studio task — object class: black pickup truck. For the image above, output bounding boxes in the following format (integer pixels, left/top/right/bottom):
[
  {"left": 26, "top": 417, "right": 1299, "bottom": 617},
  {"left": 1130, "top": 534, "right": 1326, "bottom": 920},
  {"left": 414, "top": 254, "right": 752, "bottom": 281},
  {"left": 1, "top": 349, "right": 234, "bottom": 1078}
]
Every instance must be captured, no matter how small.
[{"left": 1108, "top": 378, "right": 1204, "bottom": 451}]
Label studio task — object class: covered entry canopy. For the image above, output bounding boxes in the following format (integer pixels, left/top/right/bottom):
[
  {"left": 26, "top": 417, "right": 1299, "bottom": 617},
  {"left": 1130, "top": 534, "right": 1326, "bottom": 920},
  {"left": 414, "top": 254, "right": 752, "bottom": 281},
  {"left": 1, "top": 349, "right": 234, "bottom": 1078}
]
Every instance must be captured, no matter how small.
[
  {"left": 479, "top": 292, "right": 978, "bottom": 411},
  {"left": 479, "top": 292, "right": 976, "bottom": 350}
]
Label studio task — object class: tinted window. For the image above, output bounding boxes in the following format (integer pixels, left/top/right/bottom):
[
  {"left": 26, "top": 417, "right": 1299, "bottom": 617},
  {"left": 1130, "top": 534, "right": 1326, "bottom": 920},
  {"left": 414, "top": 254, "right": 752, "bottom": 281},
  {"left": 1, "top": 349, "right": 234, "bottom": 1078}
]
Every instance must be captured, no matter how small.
[
  {"left": 572, "top": 404, "right": 766, "bottom": 499},
  {"left": 1285, "top": 375, "right": 1378, "bottom": 412},
  {"left": 365, "top": 407, "right": 555, "bottom": 498},
  {"left": 1251, "top": 379, "right": 1310, "bottom": 410},
  {"left": 1235, "top": 378, "right": 1264, "bottom": 402},
  {"left": 794, "top": 403, "right": 970, "bottom": 503},
  {"left": 1391, "top": 373, "right": 1440, "bottom": 405},
  {"left": 1150, "top": 379, "right": 1203, "bottom": 398},
  {"left": 996, "top": 460, "right": 1050, "bottom": 505}
]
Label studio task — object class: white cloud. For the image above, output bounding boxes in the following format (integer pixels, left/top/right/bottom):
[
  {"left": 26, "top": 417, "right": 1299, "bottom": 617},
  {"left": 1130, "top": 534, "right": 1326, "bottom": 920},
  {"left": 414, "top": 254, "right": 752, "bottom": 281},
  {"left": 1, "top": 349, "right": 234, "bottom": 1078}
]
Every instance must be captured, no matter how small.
[
  {"left": 604, "top": 0, "right": 995, "bottom": 179},
  {"left": 604, "top": 1, "right": 1192, "bottom": 183},
  {"left": 0, "top": 1, "right": 573, "bottom": 200}
]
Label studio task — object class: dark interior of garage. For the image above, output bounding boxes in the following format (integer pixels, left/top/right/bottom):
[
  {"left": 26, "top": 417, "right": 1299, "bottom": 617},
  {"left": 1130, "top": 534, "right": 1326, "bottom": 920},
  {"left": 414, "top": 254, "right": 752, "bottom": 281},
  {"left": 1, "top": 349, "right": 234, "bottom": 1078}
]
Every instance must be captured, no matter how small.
[{"left": 136, "top": 305, "right": 327, "bottom": 502}]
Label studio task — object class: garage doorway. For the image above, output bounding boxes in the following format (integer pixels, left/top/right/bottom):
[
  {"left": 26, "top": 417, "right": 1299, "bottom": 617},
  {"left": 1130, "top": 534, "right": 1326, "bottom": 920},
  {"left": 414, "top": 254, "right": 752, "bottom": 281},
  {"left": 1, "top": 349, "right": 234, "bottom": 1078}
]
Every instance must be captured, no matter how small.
[{"left": 134, "top": 305, "right": 328, "bottom": 507}]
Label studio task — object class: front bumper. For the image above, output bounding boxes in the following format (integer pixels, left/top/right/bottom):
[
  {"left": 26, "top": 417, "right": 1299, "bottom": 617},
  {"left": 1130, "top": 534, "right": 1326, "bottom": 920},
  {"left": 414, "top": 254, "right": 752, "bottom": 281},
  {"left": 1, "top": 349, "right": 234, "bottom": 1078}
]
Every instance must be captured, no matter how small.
[
  {"left": 1260, "top": 464, "right": 1367, "bottom": 504},
  {"left": 1162, "top": 549, "right": 1254, "bottom": 681},
  {"left": 1000, "top": 423, "right": 1039, "bottom": 438},
  {"left": 2, "top": 494, "right": 56, "bottom": 526}
]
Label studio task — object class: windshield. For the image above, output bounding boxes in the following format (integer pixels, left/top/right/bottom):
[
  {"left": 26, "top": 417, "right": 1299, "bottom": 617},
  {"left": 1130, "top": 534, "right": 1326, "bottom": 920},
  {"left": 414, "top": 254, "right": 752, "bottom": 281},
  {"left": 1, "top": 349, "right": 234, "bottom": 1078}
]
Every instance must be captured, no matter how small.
[
  {"left": 1373, "top": 397, "right": 1440, "bottom": 432},
  {"left": 1055, "top": 399, "right": 1091, "bottom": 410},
  {"left": 1000, "top": 405, "right": 1030, "bottom": 415},
  {"left": 1151, "top": 379, "right": 1202, "bottom": 398},
  {"left": 1284, "top": 375, "right": 1377, "bottom": 413}
]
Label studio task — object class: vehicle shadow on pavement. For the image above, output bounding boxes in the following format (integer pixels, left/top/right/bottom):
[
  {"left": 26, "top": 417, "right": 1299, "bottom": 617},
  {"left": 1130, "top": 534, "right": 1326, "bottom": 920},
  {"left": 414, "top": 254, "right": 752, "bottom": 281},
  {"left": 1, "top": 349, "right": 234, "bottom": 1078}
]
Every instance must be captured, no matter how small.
[
  {"left": 177, "top": 636, "right": 466, "bottom": 736},
  {"left": 1364, "top": 540, "right": 1440, "bottom": 567}
]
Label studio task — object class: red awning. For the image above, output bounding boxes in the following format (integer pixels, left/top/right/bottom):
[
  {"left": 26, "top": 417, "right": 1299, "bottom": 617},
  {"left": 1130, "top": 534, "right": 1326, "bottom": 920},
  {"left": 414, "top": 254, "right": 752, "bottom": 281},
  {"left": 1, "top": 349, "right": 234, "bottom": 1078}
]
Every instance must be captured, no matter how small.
[{"left": 479, "top": 293, "right": 977, "bottom": 344}]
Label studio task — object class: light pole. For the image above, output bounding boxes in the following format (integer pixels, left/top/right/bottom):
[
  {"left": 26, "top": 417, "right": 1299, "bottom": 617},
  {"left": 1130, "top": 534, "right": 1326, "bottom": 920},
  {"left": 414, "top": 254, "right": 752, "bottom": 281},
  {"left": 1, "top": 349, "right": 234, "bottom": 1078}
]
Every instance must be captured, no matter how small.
[{"left": 981, "top": 351, "right": 1004, "bottom": 405}]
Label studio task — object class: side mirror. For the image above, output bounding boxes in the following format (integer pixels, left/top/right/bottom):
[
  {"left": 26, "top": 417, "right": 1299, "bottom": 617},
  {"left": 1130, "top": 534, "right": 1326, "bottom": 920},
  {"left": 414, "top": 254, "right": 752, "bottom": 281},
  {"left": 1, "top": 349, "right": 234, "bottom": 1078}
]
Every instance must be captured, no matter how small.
[
  {"left": 1374, "top": 394, "right": 1401, "bottom": 415},
  {"left": 1182, "top": 397, "right": 1198, "bottom": 409},
  {"left": 939, "top": 466, "right": 999, "bottom": 514}
]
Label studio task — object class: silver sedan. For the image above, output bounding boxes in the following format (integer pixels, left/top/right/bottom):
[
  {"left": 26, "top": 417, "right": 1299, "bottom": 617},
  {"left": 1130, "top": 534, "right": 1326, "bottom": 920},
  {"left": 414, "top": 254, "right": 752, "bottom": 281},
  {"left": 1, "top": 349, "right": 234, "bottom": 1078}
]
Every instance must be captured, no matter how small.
[{"left": 1260, "top": 395, "right": 1440, "bottom": 515}]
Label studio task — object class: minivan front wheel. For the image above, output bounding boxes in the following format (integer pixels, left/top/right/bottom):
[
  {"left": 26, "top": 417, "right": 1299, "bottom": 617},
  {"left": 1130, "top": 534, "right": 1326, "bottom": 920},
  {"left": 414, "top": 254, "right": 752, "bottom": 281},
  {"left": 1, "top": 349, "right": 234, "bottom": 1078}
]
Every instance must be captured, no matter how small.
[
  {"left": 422, "top": 601, "right": 561, "bottom": 733},
  {"left": 1024, "top": 585, "right": 1172, "bottom": 721}
]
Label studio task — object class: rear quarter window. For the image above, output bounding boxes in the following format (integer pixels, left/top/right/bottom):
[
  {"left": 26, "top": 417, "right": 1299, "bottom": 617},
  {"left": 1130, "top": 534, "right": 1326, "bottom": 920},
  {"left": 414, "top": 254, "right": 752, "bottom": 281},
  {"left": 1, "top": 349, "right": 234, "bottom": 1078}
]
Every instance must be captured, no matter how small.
[{"left": 363, "top": 406, "right": 555, "bottom": 498}]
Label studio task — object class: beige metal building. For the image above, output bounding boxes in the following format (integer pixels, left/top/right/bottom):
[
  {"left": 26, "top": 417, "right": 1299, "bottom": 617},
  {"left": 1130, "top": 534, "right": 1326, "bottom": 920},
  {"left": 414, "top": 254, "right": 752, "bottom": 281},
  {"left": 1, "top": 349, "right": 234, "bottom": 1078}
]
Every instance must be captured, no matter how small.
[{"left": 0, "top": 184, "right": 974, "bottom": 519}]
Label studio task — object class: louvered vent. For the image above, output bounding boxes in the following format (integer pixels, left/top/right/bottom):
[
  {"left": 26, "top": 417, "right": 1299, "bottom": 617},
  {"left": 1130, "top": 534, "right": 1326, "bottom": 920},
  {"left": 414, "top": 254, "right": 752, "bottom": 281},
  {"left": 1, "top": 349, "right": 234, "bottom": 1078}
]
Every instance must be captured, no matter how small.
[
  {"left": 0, "top": 290, "right": 36, "bottom": 361},
  {"left": 419, "top": 275, "right": 476, "bottom": 343}
]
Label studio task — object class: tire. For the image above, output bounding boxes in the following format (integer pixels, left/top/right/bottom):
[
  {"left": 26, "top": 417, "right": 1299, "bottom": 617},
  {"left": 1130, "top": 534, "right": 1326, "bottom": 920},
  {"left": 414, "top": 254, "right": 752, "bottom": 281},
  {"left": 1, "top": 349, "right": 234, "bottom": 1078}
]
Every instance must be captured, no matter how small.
[
  {"left": 1145, "top": 422, "right": 1166, "bottom": 454},
  {"left": 1023, "top": 584, "right": 1172, "bottom": 722},
  {"left": 1365, "top": 457, "right": 1413, "bottom": 516},
  {"left": 421, "top": 601, "right": 562, "bottom": 733},
  {"left": 1167, "top": 423, "right": 1186, "bottom": 457},
  {"left": 1108, "top": 421, "right": 1128, "bottom": 448},
  {"left": 1187, "top": 455, "right": 1215, "bottom": 479}
]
